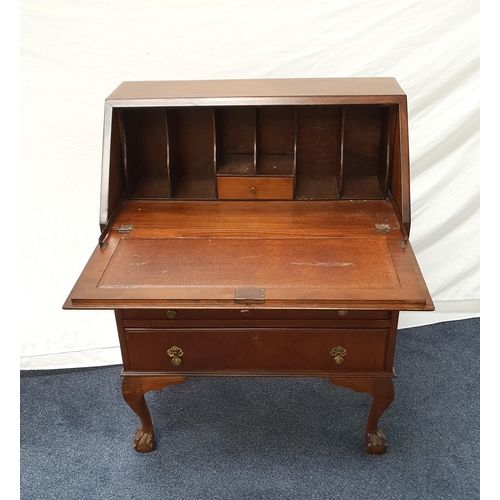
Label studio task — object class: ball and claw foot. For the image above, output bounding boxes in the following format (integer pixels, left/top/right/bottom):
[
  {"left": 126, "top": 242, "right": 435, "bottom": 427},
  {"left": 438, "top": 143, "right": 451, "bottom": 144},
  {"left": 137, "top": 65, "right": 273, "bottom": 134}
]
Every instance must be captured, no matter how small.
[
  {"left": 122, "top": 375, "right": 186, "bottom": 453},
  {"left": 366, "top": 430, "right": 388, "bottom": 455},
  {"left": 133, "top": 428, "right": 154, "bottom": 453}
]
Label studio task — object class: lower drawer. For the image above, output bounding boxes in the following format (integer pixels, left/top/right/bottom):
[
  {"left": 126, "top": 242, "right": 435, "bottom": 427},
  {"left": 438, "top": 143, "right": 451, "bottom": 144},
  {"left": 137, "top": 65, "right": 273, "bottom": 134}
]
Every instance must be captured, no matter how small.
[{"left": 124, "top": 328, "right": 387, "bottom": 373}]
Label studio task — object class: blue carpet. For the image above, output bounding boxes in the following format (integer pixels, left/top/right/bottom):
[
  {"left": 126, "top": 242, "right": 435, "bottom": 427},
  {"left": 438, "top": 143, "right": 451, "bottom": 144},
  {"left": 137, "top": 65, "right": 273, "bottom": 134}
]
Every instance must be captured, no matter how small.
[{"left": 20, "top": 318, "right": 479, "bottom": 499}]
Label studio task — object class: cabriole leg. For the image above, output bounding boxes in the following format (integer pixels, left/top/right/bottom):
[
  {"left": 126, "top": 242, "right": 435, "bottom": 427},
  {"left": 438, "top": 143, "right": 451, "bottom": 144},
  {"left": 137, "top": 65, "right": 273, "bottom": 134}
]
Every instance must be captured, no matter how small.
[
  {"left": 121, "top": 375, "right": 186, "bottom": 453},
  {"left": 329, "top": 376, "right": 394, "bottom": 455},
  {"left": 365, "top": 377, "right": 394, "bottom": 454}
]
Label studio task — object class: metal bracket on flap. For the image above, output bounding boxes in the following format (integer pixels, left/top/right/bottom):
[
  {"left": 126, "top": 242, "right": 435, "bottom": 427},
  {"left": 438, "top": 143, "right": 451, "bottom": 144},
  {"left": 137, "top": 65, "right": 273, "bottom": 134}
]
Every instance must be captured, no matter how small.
[
  {"left": 235, "top": 288, "right": 265, "bottom": 303},
  {"left": 375, "top": 223, "right": 391, "bottom": 234},
  {"left": 117, "top": 224, "right": 134, "bottom": 234}
]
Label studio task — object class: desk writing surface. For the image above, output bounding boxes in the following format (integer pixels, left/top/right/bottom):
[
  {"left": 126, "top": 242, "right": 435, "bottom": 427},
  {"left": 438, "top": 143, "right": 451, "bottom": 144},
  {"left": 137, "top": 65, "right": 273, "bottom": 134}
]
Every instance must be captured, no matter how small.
[
  {"left": 98, "top": 237, "right": 400, "bottom": 290},
  {"left": 65, "top": 200, "right": 432, "bottom": 310}
]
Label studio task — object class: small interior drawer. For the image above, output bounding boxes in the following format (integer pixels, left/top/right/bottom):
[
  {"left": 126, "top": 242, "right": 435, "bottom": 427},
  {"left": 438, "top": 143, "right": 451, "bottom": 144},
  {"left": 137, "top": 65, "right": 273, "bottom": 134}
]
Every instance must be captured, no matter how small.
[
  {"left": 124, "top": 328, "right": 387, "bottom": 373},
  {"left": 217, "top": 176, "right": 294, "bottom": 200}
]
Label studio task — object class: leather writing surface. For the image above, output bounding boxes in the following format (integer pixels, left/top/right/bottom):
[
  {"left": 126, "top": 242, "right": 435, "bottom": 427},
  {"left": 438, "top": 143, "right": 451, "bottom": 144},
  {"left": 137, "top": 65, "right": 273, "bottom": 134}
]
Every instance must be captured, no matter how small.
[{"left": 98, "top": 237, "right": 400, "bottom": 291}]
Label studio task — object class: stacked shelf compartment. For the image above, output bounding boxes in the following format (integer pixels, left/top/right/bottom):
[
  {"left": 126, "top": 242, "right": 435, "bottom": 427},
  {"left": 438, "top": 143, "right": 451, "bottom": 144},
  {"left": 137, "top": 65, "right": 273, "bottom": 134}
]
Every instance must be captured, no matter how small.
[
  {"left": 120, "top": 108, "right": 171, "bottom": 199},
  {"left": 341, "top": 106, "right": 390, "bottom": 200},
  {"left": 215, "top": 106, "right": 296, "bottom": 200},
  {"left": 215, "top": 107, "right": 255, "bottom": 176},
  {"left": 167, "top": 108, "right": 217, "bottom": 200},
  {"left": 295, "top": 106, "right": 342, "bottom": 200},
  {"left": 256, "top": 106, "right": 296, "bottom": 178},
  {"left": 114, "top": 104, "right": 394, "bottom": 202}
]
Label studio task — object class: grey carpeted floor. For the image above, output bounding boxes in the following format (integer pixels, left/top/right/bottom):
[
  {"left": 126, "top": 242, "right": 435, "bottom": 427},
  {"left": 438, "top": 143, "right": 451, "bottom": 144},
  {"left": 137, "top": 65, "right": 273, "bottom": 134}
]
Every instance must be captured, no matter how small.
[{"left": 20, "top": 318, "right": 479, "bottom": 500}]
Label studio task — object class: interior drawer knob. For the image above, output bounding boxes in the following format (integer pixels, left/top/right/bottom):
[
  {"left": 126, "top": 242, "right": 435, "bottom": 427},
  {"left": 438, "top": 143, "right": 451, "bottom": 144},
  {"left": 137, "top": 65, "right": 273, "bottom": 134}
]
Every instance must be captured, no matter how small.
[
  {"left": 166, "top": 310, "right": 177, "bottom": 319},
  {"left": 250, "top": 186, "right": 257, "bottom": 194},
  {"left": 330, "top": 346, "right": 347, "bottom": 364},
  {"left": 167, "top": 346, "right": 184, "bottom": 366},
  {"left": 337, "top": 310, "right": 348, "bottom": 317}
]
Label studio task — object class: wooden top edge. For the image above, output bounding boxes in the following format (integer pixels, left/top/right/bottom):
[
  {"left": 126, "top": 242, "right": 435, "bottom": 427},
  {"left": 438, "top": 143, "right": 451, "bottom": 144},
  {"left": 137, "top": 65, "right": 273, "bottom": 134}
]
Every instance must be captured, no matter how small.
[
  {"left": 106, "top": 77, "right": 406, "bottom": 101},
  {"left": 66, "top": 298, "right": 429, "bottom": 311}
]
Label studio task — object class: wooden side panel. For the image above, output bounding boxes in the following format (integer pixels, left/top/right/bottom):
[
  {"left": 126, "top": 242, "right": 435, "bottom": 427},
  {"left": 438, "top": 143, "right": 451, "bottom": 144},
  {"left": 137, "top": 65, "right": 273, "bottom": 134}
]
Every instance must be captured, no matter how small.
[
  {"left": 389, "top": 100, "right": 411, "bottom": 238},
  {"left": 105, "top": 109, "right": 126, "bottom": 223},
  {"left": 377, "top": 106, "right": 393, "bottom": 196}
]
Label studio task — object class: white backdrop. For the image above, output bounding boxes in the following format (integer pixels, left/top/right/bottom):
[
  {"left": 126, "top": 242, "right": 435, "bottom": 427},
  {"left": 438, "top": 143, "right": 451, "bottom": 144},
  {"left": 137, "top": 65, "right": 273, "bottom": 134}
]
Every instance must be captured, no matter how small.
[{"left": 20, "top": 0, "right": 480, "bottom": 369}]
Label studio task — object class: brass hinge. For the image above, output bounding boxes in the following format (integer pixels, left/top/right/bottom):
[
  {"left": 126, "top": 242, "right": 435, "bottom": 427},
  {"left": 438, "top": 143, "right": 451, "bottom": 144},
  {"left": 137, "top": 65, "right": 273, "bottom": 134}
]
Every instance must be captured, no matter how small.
[
  {"left": 235, "top": 287, "right": 265, "bottom": 303},
  {"left": 117, "top": 224, "right": 134, "bottom": 234},
  {"left": 375, "top": 223, "right": 391, "bottom": 234}
]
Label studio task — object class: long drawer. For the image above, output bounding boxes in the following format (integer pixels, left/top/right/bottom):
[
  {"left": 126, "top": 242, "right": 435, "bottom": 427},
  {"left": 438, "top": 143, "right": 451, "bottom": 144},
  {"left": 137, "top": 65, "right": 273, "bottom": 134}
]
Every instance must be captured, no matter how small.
[
  {"left": 123, "top": 328, "right": 388, "bottom": 373},
  {"left": 121, "top": 309, "right": 392, "bottom": 330}
]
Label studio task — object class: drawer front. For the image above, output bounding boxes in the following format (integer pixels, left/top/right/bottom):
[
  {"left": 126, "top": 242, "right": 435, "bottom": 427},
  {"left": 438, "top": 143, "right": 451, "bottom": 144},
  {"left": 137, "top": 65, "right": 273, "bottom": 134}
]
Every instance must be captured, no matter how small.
[
  {"left": 124, "top": 328, "right": 387, "bottom": 373},
  {"left": 122, "top": 309, "right": 391, "bottom": 322},
  {"left": 217, "top": 176, "right": 294, "bottom": 200}
]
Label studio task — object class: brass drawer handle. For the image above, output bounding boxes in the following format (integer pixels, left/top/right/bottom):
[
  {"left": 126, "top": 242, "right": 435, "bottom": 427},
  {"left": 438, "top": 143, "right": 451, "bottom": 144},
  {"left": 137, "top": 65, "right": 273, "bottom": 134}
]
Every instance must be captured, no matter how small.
[
  {"left": 330, "top": 346, "right": 347, "bottom": 364},
  {"left": 167, "top": 310, "right": 177, "bottom": 319},
  {"left": 337, "top": 310, "right": 348, "bottom": 317},
  {"left": 167, "top": 346, "right": 184, "bottom": 366},
  {"left": 250, "top": 186, "right": 257, "bottom": 194}
]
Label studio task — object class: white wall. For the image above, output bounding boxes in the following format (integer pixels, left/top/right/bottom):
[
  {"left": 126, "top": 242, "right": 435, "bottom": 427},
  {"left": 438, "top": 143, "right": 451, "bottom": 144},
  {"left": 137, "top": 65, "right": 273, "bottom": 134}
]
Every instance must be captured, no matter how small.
[{"left": 20, "top": 0, "right": 480, "bottom": 369}]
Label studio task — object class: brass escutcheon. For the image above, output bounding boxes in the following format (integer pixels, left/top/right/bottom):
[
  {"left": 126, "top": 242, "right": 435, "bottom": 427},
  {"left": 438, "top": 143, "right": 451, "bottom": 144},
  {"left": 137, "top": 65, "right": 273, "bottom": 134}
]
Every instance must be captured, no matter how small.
[
  {"left": 167, "top": 346, "right": 184, "bottom": 366},
  {"left": 337, "top": 310, "right": 348, "bottom": 317},
  {"left": 330, "top": 346, "right": 347, "bottom": 364},
  {"left": 167, "top": 310, "right": 177, "bottom": 319}
]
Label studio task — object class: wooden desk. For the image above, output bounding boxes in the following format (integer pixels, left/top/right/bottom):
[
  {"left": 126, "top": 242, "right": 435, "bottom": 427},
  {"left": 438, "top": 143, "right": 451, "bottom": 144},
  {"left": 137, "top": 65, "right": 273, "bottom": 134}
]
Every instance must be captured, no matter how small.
[{"left": 65, "top": 78, "right": 433, "bottom": 454}]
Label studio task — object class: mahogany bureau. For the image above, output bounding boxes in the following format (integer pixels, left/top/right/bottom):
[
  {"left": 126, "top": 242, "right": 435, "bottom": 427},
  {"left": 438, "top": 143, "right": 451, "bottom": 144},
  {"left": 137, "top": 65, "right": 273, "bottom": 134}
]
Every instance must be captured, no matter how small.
[{"left": 64, "top": 78, "right": 434, "bottom": 454}]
